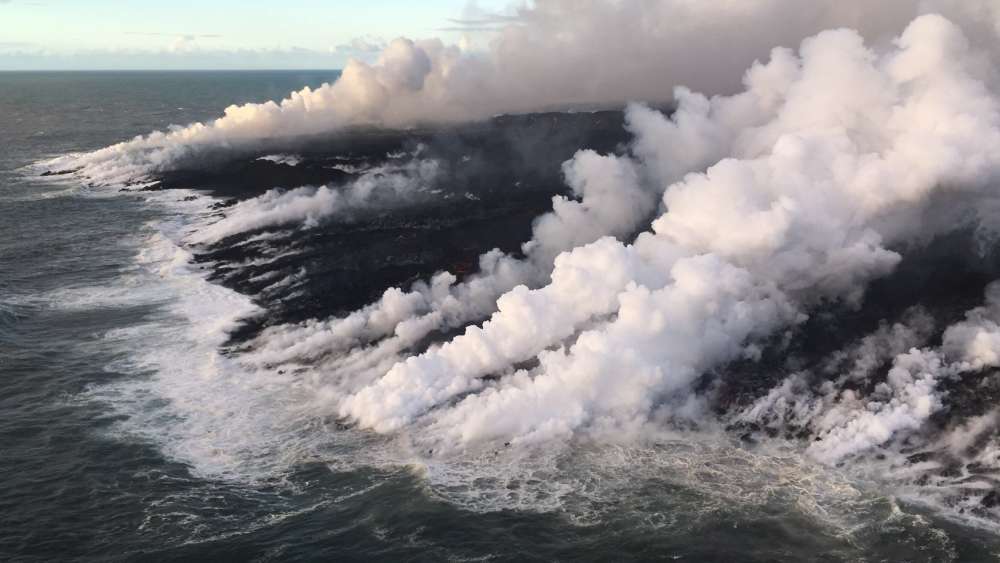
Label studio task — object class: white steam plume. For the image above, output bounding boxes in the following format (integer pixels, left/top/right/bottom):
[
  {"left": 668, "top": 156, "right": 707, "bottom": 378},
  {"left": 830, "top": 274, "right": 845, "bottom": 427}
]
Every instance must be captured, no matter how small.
[
  {"left": 41, "top": 0, "right": 1000, "bottom": 182},
  {"left": 243, "top": 82, "right": 771, "bottom": 370},
  {"left": 189, "top": 156, "right": 441, "bottom": 245},
  {"left": 245, "top": 145, "right": 659, "bottom": 368},
  {"left": 740, "top": 282, "right": 1000, "bottom": 466},
  {"left": 332, "top": 14, "right": 1000, "bottom": 451}
]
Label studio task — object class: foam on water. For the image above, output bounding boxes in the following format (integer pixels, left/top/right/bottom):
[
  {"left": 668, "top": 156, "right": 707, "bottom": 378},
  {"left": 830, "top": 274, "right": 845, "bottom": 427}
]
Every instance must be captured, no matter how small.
[
  {"left": 32, "top": 179, "right": 911, "bottom": 540},
  {"left": 27, "top": 177, "right": 991, "bottom": 547},
  {"left": 5, "top": 171, "right": 981, "bottom": 563}
]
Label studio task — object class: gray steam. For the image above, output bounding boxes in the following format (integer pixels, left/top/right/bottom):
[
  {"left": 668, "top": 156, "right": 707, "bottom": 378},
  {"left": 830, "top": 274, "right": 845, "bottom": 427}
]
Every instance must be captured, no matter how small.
[{"left": 40, "top": 0, "right": 1000, "bottom": 182}]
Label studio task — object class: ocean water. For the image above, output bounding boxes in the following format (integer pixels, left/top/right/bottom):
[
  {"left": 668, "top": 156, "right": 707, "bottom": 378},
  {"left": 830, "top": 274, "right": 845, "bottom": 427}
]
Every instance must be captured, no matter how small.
[{"left": 4, "top": 71, "right": 1000, "bottom": 562}]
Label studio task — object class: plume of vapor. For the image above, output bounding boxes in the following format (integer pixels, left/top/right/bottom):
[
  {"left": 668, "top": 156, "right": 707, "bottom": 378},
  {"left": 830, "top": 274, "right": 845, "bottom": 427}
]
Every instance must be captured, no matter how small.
[
  {"left": 41, "top": 0, "right": 1000, "bottom": 182},
  {"left": 333, "top": 14, "right": 1000, "bottom": 451},
  {"left": 741, "top": 283, "right": 1000, "bottom": 465},
  {"left": 245, "top": 145, "right": 659, "bottom": 369},
  {"left": 189, "top": 157, "right": 441, "bottom": 245}
]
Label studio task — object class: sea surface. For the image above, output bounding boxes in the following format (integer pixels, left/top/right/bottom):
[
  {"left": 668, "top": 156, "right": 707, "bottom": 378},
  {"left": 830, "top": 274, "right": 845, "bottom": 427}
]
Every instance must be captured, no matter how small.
[{"left": 4, "top": 71, "right": 1000, "bottom": 562}]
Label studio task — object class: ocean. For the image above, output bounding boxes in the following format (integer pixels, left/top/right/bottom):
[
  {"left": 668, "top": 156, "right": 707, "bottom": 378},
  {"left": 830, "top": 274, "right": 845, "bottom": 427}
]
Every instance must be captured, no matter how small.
[{"left": 4, "top": 70, "right": 1000, "bottom": 562}]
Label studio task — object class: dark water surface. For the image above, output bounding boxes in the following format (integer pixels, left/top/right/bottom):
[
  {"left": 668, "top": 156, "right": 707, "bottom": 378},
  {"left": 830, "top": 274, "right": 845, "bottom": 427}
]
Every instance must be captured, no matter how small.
[{"left": 4, "top": 71, "right": 1000, "bottom": 562}]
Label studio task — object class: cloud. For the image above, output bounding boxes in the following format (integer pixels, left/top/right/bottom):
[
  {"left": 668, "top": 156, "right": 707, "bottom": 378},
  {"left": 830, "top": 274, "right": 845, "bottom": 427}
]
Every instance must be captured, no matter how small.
[
  {"left": 446, "top": 16, "right": 522, "bottom": 26},
  {"left": 436, "top": 26, "right": 505, "bottom": 33},
  {"left": 332, "top": 36, "right": 387, "bottom": 62},
  {"left": 334, "top": 36, "right": 386, "bottom": 54},
  {"left": 120, "top": 31, "right": 224, "bottom": 53},
  {"left": 438, "top": 1, "right": 525, "bottom": 33},
  {"left": 441, "top": 14, "right": 524, "bottom": 32},
  {"left": 125, "top": 32, "right": 223, "bottom": 39}
]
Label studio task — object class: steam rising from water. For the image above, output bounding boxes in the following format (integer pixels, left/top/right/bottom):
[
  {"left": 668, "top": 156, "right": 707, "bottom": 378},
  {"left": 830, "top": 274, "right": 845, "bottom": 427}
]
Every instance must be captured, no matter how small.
[
  {"left": 40, "top": 0, "right": 1000, "bottom": 536},
  {"left": 334, "top": 15, "right": 1000, "bottom": 452},
  {"left": 189, "top": 155, "right": 441, "bottom": 245},
  {"left": 41, "top": 0, "right": 1000, "bottom": 182}
]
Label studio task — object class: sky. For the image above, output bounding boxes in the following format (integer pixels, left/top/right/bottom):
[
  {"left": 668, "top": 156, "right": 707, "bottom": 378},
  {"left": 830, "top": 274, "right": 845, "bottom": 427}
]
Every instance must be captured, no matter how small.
[{"left": 0, "top": 0, "right": 516, "bottom": 70}]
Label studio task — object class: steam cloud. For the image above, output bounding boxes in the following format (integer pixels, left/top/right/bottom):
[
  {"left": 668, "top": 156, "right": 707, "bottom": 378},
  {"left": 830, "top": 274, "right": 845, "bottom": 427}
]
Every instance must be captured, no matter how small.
[
  {"left": 42, "top": 0, "right": 1000, "bottom": 525},
  {"left": 42, "top": 0, "right": 1000, "bottom": 183},
  {"left": 184, "top": 7, "right": 1000, "bottom": 462},
  {"left": 189, "top": 156, "right": 441, "bottom": 245},
  {"left": 738, "top": 282, "right": 1000, "bottom": 478},
  {"left": 244, "top": 144, "right": 658, "bottom": 371},
  {"left": 327, "top": 14, "right": 1000, "bottom": 454}
]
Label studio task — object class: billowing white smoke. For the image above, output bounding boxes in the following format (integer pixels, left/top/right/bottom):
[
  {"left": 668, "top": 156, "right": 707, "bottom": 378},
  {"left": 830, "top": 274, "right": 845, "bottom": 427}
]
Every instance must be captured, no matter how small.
[
  {"left": 327, "top": 14, "right": 1000, "bottom": 453},
  {"left": 740, "top": 283, "right": 1000, "bottom": 467},
  {"left": 729, "top": 282, "right": 1000, "bottom": 522},
  {"left": 41, "top": 0, "right": 1000, "bottom": 182},
  {"left": 245, "top": 145, "right": 659, "bottom": 369},
  {"left": 48, "top": 0, "right": 1000, "bottom": 483},
  {"left": 46, "top": 1, "right": 1000, "bottom": 531},
  {"left": 243, "top": 88, "right": 773, "bottom": 371},
  {"left": 189, "top": 156, "right": 441, "bottom": 245}
]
